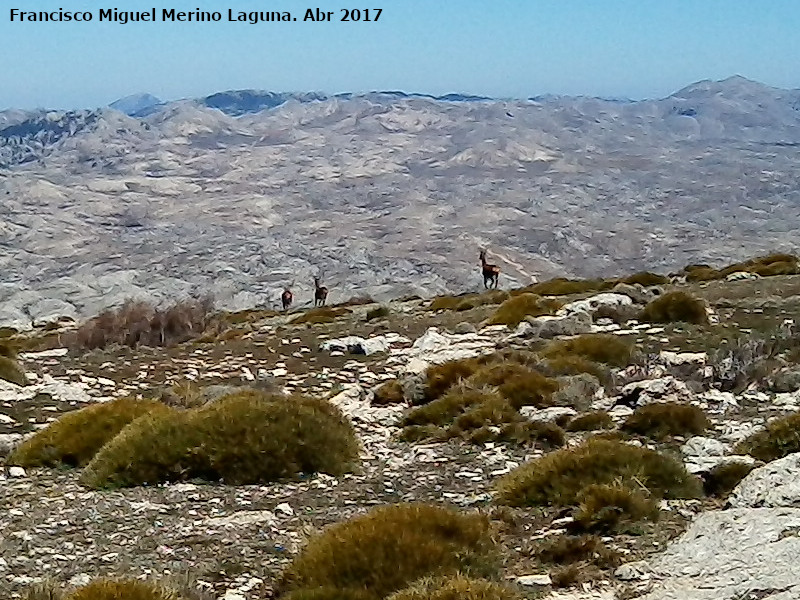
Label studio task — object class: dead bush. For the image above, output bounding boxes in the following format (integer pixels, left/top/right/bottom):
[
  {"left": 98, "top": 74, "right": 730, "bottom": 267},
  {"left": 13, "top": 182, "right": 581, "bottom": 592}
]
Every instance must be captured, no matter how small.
[
  {"left": 710, "top": 337, "right": 779, "bottom": 392},
  {"left": 487, "top": 293, "right": 562, "bottom": 327},
  {"left": 621, "top": 402, "right": 710, "bottom": 440},
  {"left": 277, "top": 503, "right": 496, "bottom": 600},
  {"left": 640, "top": 291, "right": 708, "bottom": 325},
  {"left": 8, "top": 398, "right": 168, "bottom": 468},
  {"left": 495, "top": 438, "right": 701, "bottom": 507},
  {"left": 70, "top": 297, "right": 214, "bottom": 351}
]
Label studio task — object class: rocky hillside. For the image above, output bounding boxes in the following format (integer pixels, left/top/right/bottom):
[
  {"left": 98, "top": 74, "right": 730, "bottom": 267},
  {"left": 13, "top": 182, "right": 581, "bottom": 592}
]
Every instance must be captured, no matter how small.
[
  {"left": 2, "top": 76, "right": 800, "bottom": 328},
  {"left": 2, "top": 262, "right": 800, "bottom": 599}
]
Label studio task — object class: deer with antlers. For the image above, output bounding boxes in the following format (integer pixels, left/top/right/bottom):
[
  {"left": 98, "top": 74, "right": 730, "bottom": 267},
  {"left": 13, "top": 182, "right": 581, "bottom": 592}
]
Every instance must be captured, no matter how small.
[
  {"left": 479, "top": 249, "right": 501, "bottom": 289},
  {"left": 314, "top": 276, "right": 329, "bottom": 307}
]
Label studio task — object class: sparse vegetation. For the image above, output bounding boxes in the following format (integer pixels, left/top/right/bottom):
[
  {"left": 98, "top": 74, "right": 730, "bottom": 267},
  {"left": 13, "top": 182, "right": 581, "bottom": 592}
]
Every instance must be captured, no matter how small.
[
  {"left": 495, "top": 438, "right": 701, "bottom": 507},
  {"left": 487, "top": 293, "right": 562, "bottom": 327},
  {"left": 70, "top": 297, "right": 214, "bottom": 351},
  {"left": 386, "top": 575, "right": 521, "bottom": 600},
  {"left": 735, "top": 413, "right": 800, "bottom": 461},
  {"left": 567, "top": 411, "right": 615, "bottom": 432},
  {"left": 640, "top": 291, "right": 709, "bottom": 325},
  {"left": 543, "top": 334, "right": 635, "bottom": 368},
  {"left": 290, "top": 307, "right": 352, "bottom": 325},
  {"left": 81, "top": 391, "right": 359, "bottom": 488},
  {"left": 702, "top": 461, "right": 755, "bottom": 497},
  {"left": 621, "top": 402, "right": 710, "bottom": 440},
  {"left": 8, "top": 398, "right": 168, "bottom": 468},
  {"left": 277, "top": 503, "right": 496, "bottom": 600}
]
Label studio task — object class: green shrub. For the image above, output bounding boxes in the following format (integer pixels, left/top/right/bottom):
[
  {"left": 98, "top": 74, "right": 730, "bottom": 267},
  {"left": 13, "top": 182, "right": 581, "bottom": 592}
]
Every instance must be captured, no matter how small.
[
  {"left": 366, "top": 306, "right": 390, "bottom": 322},
  {"left": 621, "top": 402, "right": 710, "bottom": 440},
  {"left": 290, "top": 307, "right": 352, "bottom": 325},
  {"left": 467, "top": 362, "right": 559, "bottom": 409},
  {"left": 735, "top": 413, "right": 800, "bottom": 461},
  {"left": 8, "top": 398, "right": 167, "bottom": 468},
  {"left": 372, "top": 380, "right": 406, "bottom": 405},
  {"left": 487, "top": 293, "right": 562, "bottom": 327},
  {"left": 703, "top": 461, "right": 755, "bottom": 498},
  {"left": 0, "top": 354, "right": 27, "bottom": 386},
  {"left": 567, "top": 411, "right": 615, "bottom": 432},
  {"left": 495, "top": 438, "right": 701, "bottom": 507},
  {"left": 570, "top": 483, "right": 659, "bottom": 533},
  {"left": 277, "top": 503, "right": 496, "bottom": 600},
  {"left": 620, "top": 272, "right": 670, "bottom": 287},
  {"left": 66, "top": 579, "right": 178, "bottom": 600},
  {"left": 640, "top": 291, "right": 708, "bottom": 325},
  {"left": 387, "top": 575, "right": 520, "bottom": 600},
  {"left": 543, "top": 334, "right": 634, "bottom": 368},
  {"left": 81, "top": 392, "right": 359, "bottom": 488}
]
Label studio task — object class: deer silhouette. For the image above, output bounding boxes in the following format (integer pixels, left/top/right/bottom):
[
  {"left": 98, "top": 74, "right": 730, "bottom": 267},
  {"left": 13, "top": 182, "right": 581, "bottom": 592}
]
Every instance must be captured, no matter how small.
[
  {"left": 314, "top": 276, "right": 328, "bottom": 307},
  {"left": 479, "top": 249, "right": 501, "bottom": 289}
]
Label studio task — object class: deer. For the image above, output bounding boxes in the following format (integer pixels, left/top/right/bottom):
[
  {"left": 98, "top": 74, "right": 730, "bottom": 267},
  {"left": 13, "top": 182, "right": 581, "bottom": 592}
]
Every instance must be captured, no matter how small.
[
  {"left": 479, "top": 249, "right": 501, "bottom": 289},
  {"left": 281, "top": 286, "right": 293, "bottom": 311},
  {"left": 314, "top": 276, "right": 329, "bottom": 307}
]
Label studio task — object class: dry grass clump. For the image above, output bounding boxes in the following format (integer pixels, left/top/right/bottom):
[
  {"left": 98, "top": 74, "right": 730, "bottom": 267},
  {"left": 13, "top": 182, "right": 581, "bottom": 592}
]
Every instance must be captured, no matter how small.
[
  {"left": 619, "top": 271, "right": 670, "bottom": 287},
  {"left": 65, "top": 579, "right": 179, "bottom": 600},
  {"left": 8, "top": 398, "right": 168, "bottom": 468},
  {"left": 428, "top": 290, "right": 509, "bottom": 313},
  {"left": 567, "top": 411, "right": 615, "bottom": 432},
  {"left": 495, "top": 438, "right": 701, "bottom": 507},
  {"left": 515, "top": 278, "right": 613, "bottom": 297},
  {"left": 543, "top": 334, "right": 634, "bottom": 368},
  {"left": 420, "top": 358, "right": 481, "bottom": 404},
  {"left": 570, "top": 483, "right": 659, "bottom": 533},
  {"left": 372, "top": 379, "right": 406, "bottom": 405},
  {"left": 621, "top": 402, "right": 710, "bottom": 440},
  {"left": 386, "top": 575, "right": 520, "bottom": 600},
  {"left": 71, "top": 297, "right": 214, "bottom": 351},
  {"left": 282, "top": 589, "right": 374, "bottom": 600},
  {"left": 640, "top": 291, "right": 709, "bottom": 325},
  {"left": 702, "top": 461, "right": 755, "bottom": 498},
  {"left": 81, "top": 392, "right": 359, "bottom": 489},
  {"left": 735, "top": 413, "right": 800, "bottom": 461},
  {"left": 544, "top": 354, "right": 610, "bottom": 384},
  {"left": 277, "top": 503, "right": 496, "bottom": 600},
  {"left": 487, "top": 293, "right": 562, "bottom": 327},
  {"left": 365, "top": 305, "right": 390, "bottom": 321},
  {"left": 535, "top": 534, "right": 620, "bottom": 568},
  {"left": 467, "top": 362, "right": 560, "bottom": 409},
  {"left": 290, "top": 307, "right": 352, "bottom": 325}
]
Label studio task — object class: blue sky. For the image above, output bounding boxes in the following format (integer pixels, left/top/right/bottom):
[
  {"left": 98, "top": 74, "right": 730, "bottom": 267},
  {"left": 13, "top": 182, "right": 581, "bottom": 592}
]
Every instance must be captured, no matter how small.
[{"left": 1, "top": 0, "right": 798, "bottom": 109}]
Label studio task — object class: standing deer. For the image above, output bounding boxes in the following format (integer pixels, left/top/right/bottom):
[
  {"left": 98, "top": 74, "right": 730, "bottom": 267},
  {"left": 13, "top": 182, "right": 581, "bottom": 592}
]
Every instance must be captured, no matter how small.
[
  {"left": 314, "top": 276, "right": 328, "bottom": 307},
  {"left": 479, "top": 249, "right": 501, "bottom": 289},
  {"left": 281, "top": 286, "right": 293, "bottom": 311}
]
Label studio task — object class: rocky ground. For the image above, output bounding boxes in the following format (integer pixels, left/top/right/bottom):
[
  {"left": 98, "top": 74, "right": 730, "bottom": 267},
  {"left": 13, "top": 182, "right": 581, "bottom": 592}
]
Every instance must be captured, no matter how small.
[{"left": 2, "top": 274, "right": 800, "bottom": 599}]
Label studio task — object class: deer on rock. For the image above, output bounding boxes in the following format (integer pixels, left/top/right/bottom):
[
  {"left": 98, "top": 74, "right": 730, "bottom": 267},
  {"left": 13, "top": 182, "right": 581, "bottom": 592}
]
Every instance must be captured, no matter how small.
[
  {"left": 314, "top": 276, "right": 329, "bottom": 307},
  {"left": 479, "top": 249, "right": 501, "bottom": 289}
]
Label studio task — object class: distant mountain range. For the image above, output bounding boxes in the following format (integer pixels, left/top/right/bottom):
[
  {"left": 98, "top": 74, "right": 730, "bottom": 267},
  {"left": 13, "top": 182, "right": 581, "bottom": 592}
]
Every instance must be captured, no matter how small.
[{"left": 0, "top": 75, "right": 799, "bottom": 329}]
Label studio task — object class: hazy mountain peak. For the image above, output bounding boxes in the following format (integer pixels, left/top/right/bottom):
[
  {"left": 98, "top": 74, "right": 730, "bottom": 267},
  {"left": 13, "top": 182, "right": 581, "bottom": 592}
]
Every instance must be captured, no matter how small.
[{"left": 109, "top": 93, "right": 163, "bottom": 117}]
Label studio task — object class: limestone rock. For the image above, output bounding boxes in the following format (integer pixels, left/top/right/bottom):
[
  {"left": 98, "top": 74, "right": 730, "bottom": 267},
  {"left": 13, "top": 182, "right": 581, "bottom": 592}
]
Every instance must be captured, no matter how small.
[
  {"left": 513, "top": 310, "right": 592, "bottom": 339},
  {"left": 729, "top": 453, "right": 800, "bottom": 509},
  {"left": 558, "top": 292, "right": 633, "bottom": 315}
]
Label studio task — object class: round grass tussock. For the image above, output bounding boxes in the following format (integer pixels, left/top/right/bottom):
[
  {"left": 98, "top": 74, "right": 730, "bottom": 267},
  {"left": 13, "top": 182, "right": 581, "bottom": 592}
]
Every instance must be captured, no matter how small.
[
  {"left": 467, "top": 362, "right": 559, "bottom": 409},
  {"left": 403, "top": 385, "right": 502, "bottom": 428},
  {"left": 619, "top": 271, "right": 670, "bottom": 287},
  {"left": 735, "top": 413, "right": 800, "bottom": 462},
  {"left": 495, "top": 438, "right": 701, "bottom": 507},
  {"left": 566, "top": 411, "right": 615, "bottom": 432},
  {"left": 542, "top": 334, "right": 634, "bottom": 368},
  {"left": 8, "top": 398, "right": 168, "bottom": 468},
  {"left": 66, "top": 579, "right": 179, "bottom": 600},
  {"left": 387, "top": 575, "right": 521, "bottom": 600},
  {"left": 640, "top": 291, "right": 709, "bottom": 325},
  {"left": 372, "top": 379, "right": 406, "bottom": 405},
  {"left": 487, "top": 293, "right": 562, "bottom": 327},
  {"left": 702, "top": 461, "right": 756, "bottom": 498},
  {"left": 278, "top": 503, "right": 496, "bottom": 600},
  {"left": 545, "top": 355, "right": 610, "bottom": 384},
  {"left": 621, "top": 402, "right": 710, "bottom": 440},
  {"left": 570, "top": 483, "right": 659, "bottom": 533},
  {"left": 0, "top": 354, "right": 27, "bottom": 386},
  {"left": 81, "top": 392, "right": 359, "bottom": 489},
  {"left": 421, "top": 358, "right": 481, "bottom": 404}
]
